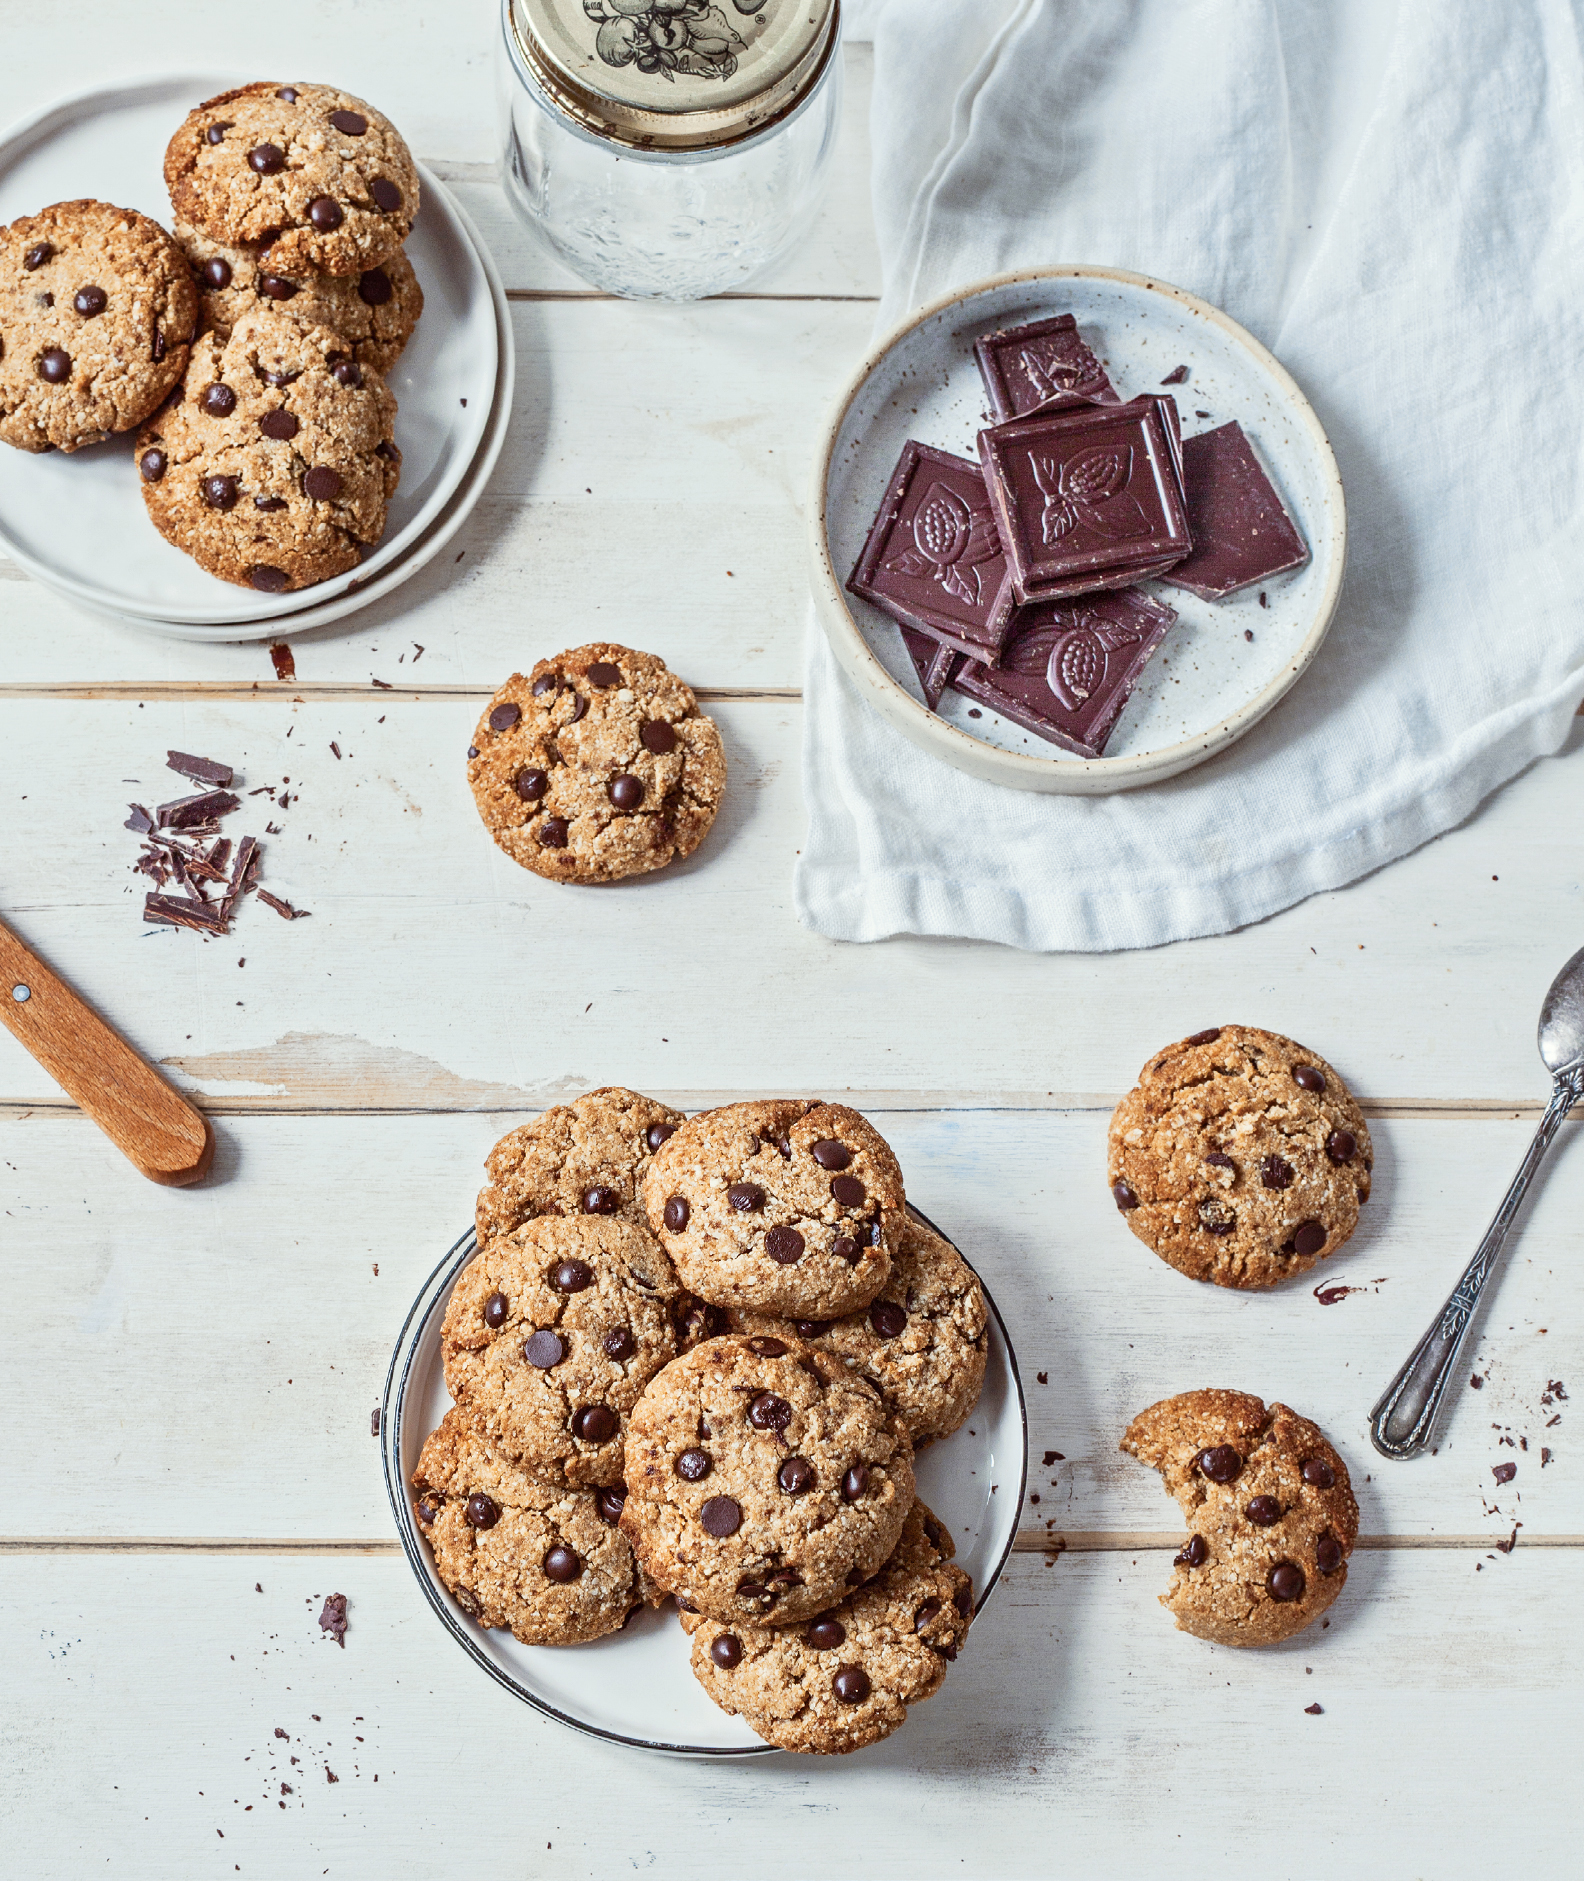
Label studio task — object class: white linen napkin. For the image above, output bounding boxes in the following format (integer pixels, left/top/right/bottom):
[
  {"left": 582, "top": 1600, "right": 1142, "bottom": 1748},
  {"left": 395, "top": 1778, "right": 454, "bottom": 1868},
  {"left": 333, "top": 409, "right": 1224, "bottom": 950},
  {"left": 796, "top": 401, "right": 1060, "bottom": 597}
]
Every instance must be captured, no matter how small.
[{"left": 796, "top": 0, "right": 1584, "bottom": 952}]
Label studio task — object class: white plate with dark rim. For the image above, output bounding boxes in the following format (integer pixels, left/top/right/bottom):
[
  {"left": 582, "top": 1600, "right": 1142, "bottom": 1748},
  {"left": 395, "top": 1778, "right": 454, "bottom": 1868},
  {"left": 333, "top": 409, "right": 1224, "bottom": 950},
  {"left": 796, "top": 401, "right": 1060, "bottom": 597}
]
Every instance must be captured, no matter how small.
[
  {"left": 808, "top": 265, "right": 1347, "bottom": 795},
  {"left": 0, "top": 76, "right": 505, "bottom": 636},
  {"left": 381, "top": 1204, "right": 1027, "bottom": 1756}
]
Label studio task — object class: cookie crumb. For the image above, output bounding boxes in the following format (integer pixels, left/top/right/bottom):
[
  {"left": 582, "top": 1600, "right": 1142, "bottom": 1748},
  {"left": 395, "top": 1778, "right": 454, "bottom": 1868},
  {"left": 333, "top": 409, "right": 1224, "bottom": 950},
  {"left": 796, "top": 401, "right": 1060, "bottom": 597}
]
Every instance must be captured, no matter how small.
[{"left": 318, "top": 1593, "right": 348, "bottom": 1647}]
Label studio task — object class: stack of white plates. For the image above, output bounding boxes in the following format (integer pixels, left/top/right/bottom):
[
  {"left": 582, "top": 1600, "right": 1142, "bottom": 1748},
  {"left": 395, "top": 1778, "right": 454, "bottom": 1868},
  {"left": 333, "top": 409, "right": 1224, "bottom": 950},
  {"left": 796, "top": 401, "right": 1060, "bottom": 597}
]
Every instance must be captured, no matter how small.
[{"left": 0, "top": 77, "right": 513, "bottom": 642}]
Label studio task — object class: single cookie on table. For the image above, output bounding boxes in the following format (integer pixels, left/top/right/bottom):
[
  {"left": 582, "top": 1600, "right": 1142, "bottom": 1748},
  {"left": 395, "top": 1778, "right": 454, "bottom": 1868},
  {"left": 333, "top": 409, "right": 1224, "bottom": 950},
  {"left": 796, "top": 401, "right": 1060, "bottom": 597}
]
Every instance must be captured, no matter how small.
[
  {"left": 1107, "top": 1024, "right": 1372, "bottom": 1290},
  {"left": 0, "top": 199, "right": 197, "bottom": 453},
  {"left": 411, "top": 1406, "right": 654, "bottom": 1645},
  {"left": 442, "top": 1215, "right": 683, "bottom": 1488},
  {"left": 726, "top": 1210, "right": 988, "bottom": 1444},
  {"left": 620, "top": 1333, "right": 915, "bottom": 1628},
  {"left": 1121, "top": 1388, "right": 1358, "bottom": 1647},
  {"left": 174, "top": 218, "right": 422, "bottom": 374},
  {"left": 165, "top": 82, "right": 418, "bottom": 276},
  {"left": 642, "top": 1099, "right": 902, "bottom": 1319},
  {"left": 476, "top": 1086, "right": 685, "bottom": 1247},
  {"left": 136, "top": 305, "right": 399, "bottom": 593},
  {"left": 468, "top": 645, "right": 726, "bottom": 886},
  {"left": 682, "top": 1499, "right": 972, "bottom": 1754}
]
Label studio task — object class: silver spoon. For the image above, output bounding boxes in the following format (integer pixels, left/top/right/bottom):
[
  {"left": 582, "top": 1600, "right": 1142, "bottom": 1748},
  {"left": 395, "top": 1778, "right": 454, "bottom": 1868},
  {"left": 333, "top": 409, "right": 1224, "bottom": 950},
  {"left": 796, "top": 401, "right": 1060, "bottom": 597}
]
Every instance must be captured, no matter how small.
[{"left": 1370, "top": 942, "right": 1584, "bottom": 1459}]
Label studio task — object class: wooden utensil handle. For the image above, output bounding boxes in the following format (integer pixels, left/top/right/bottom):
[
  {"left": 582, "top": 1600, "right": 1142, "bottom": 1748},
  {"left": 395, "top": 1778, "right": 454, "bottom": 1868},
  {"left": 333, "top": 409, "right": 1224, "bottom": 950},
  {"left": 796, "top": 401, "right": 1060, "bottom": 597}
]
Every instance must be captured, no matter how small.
[{"left": 0, "top": 917, "right": 213, "bottom": 1187}]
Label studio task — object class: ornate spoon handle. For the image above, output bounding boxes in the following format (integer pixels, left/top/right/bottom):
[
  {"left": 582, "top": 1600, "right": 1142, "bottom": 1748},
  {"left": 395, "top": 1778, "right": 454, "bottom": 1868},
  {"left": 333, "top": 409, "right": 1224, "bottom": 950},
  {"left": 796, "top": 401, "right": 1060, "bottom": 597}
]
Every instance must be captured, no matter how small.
[{"left": 1370, "top": 1068, "right": 1584, "bottom": 1459}]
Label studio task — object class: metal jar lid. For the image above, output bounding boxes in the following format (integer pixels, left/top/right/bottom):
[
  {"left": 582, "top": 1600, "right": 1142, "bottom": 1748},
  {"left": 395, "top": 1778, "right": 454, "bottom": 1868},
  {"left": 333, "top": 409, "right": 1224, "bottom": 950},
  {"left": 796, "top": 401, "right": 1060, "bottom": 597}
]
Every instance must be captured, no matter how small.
[{"left": 509, "top": 0, "right": 839, "bottom": 151}]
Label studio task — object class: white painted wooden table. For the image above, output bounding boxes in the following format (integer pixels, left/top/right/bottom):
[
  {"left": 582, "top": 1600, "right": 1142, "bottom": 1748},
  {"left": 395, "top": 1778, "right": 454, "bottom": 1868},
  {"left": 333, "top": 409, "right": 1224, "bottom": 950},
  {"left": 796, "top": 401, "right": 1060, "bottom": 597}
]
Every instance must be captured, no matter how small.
[{"left": 2, "top": 8, "right": 1581, "bottom": 1875}]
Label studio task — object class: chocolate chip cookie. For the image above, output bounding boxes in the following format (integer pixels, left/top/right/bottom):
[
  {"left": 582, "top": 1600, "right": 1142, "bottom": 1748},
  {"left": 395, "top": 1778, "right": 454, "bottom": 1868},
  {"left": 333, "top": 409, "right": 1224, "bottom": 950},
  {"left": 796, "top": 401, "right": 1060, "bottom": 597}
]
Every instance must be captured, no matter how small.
[
  {"left": 682, "top": 1499, "right": 972, "bottom": 1753},
  {"left": 1107, "top": 1025, "right": 1372, "bottom": 1289},
  {"left": 175, "top": 219, "right": 422, "bottom": 374},
  {"left": 165, "top": 83, "right": 418, "bottom": 276},
  {"left": 0, "top": 199, "right": 197, "bottom": 453},
  {"left": 620, "top": 1334, "right": 915, "bottom": 1628},
  {"left": 727, "top": 1210, "right": 988, "bottom": 1444},
  {"left": 136, "top": 304, "right": 399, "bottom": 591},
  {"left": 411, "top": 1406, "right": 654, "bottom": 1645},
  {"left": 476, "top": 1087, "right": 685, "bottom": 1248},
  {"left": 1121, "top": 1388, "right": 1358, "bottom": 1647},
  {"left": 468, "top": 645, "right": 726, "bottom": 886},
  {"left": 442, "top": 1215, "right": 682, "bottom": 1488},
  {"left": 642, "top": 1100, "right": 902, "bottom": 1319}
]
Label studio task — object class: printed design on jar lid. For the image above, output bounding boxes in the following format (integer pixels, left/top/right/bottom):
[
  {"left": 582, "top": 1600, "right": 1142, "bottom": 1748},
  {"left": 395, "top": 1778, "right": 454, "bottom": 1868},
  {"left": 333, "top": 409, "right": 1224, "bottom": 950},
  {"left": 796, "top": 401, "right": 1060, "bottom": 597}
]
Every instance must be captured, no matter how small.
[{"left": 583, "top": 0, "right": 753, "bottom": 83}]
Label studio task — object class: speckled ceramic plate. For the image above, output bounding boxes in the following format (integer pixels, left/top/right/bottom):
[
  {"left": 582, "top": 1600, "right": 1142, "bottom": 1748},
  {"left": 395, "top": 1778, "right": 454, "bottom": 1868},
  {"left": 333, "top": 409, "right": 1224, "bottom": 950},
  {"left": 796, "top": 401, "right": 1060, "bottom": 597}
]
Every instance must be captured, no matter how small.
[
  {"left": 809, "top": 266, "right": 1347, "bottom": 794},
  {"left": 381, "top": 1204, "right": 1027, "bottom": 1757}
]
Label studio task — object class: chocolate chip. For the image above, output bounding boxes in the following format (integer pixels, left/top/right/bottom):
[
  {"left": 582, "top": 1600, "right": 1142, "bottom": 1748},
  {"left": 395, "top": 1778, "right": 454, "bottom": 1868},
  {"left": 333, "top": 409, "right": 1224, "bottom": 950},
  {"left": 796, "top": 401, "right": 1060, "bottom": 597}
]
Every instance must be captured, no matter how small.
[
  {"left": 832, "top": 1666, "right": 870, "bottom": 1705},
  {"left": 254, "top": 496, "right": 288, "bottom": 512},
  {"left": 330, "top": 109, "right": 368, "bottom": 135},
  {"left": 488, "top": 701, "right": 521, "bottom": 732},
  {"left": 600, "top": 1326, "right": 635, "bottom": 1362},
  {"left": 573, "top": 1404, "right": 618, "bottom": 1443},
  {"left": 139, "top": 449, "right": 167, "bottom": 483},
  {"left": 913, "top": 1599, "right": 942, "bottom": 1632},
  {"left": 1267, "top": 1561, "right": 1305, "bottom": 1602},
  {"left": 923, "top": 1514, "right": 945, "bottom": 1548},
  {"left": 542, "top": 1544, "right": 582, "bottom": 1583},
  {"left": 778, "top": 1456, "right": 815, "bottom": 1495},
  {"left": 467, "top": 746, "right": 479, "bottom": 759},
  {"left": 200, "top": 382, "right": 236, "bottom": 418},
  {"left": 1260, "top": 1154, "right": 1294, "bottom": 1190},
  {"left": 259, "top": 273, "right": 299, "bottom": 300},
  {"left": 370, "top": 176, "right": 403, "bottom": 213},
  {"left": 513, "top": 767, "right": 548, "bottom": 803},
  {"left": 303, "top": 465, "right": 342, "bottom": 502},
  {"left": 24, "top": 242, "right": 53, "bottom": 269},
  {"left": 675, "top": 1448, "right": 712, "bottom": 1482},
  {"left": 1197, "top": 1198, "right": 1235, "bottom": 1234},
  {"left": 532, "top": 672, "right": 559, "bottom": 696},
  {"left": 1173, "top": 1534, "right": 1209, "bottom": 1567},
  {"left": 277, "top": 87, "right": 298, "bottom": 101},
  {"left": 869, "top": 1301, "right": 907, "bottom": 1339},
  {"left": 1293, "top": 1065, "right": 1326, "bottom": 1092},
  {"left": 765, "top": 1226, "right": 804, "bottom": 1264},
  {"left": 259, "top": 408, "right": 299, "bottom": 440},
  {"left": 582, "top": 1184, "right": 620, "bottom": 1215},
  {"left": 794, "top": 1319, "right": 830, "bottom": 1339},
  {"left": 832, "top": 1234, "right": 859, "bottom": 1262},
  {"left": 728, "top": 1182, "right": 765, "bottom": 1213},
  {"left": 709, "top": 1633, "right": 742, "bottom": 1668},
  {"left": 747, "top": 1336, "right": 787, "bottom": 1357},
  {"left": 464, "top": 1492, "right": 499, "bottom": 1529},
  {"left": 1301, "top": 1457, "right": 1335, "bottom": 1489},
  {"left": 551, "top": 1259, "right": 594, "bottom": 1293},
  {"left": 608, "top": 774, "right": 644, "bottom": 810},
  {"left": 596, "top": 1484, "right": 627, "bottom": 1524},
  {"left": 1195, "top": 1445, "right": 1243, "bottom": 1484},
  {"left": 566, "top": 692, "right": 587, "bottom": 723},
  {"left": 1112, "top": 1180, "right": 1139, "bottom": 1210},
  {"left": 73, "top": 284, "right": 107, "bottom": 317},
  {"left": 483, "top": 1290, "right": 509, "bottom": 1328},
  {"left": 1187, "top": 1027, "right": 1222, "bottom": 1045},
  {"left": 307, "top": 196, "right": 344, "bottom": 232},
  {"left": 1326, "top": 1130, "right": 1357, "bottom": 1164},
  {"left": 699, "top": 1495, "right": 742, "bottom": 1537},
  {"left": 249, "top": 142, "right": 286, "bottom": 174},
  {"left": 37, "top": 347, "right": 70, "bottom": 383},
  {"left": 357, "top": 267, "right": 394, "bottom": 308},
  {"left": 636, "top": 719, "right": 679, "bottom": 759},
  {"left": 830, "top": 1174, "right": 866, "bottom": 1207},
  {"left": 811, "top": 1139, "right": 852, "bottom": 1170},
  {"left": 747, "top": 1392, "right": 792, "bottom": 1432},
  {"left": 1316, "top": 1533, "right": 1344, "bottom": 1574},
  {"left": 524, "top": 1329, "right": 564, "bottom": 1369},
  {"left": 1246, "top": 1495, "right": 1281, "bottom": 1526},
  {"left": 587, "top": 661, "right": 622, "bottom": 687},
  {"left": 646, "top": 1122, "right": 675, "bottom": 1151},
  {"left": 414, "top": 1496, "right": 438, "bottom": 1525},
  {"left": 151, "top": 325, "right": 166, "bottom": 361},
  {"left": 841, "top": 1464, "right": 869, "bottom": 1501},
  {"left": 538, "top": 817, "right": 569, "bottom": 848},
  {"left": 952, "top": 1582, "right": 973, "bottom": 1616},
  {"left": 200, "top": 256, "right": 233, "bottom": 290},
  {"left": 332, "top": 357, "right": 363, "bottom": 388},
  {"left": 663, "top": 1195, "right": 689, "bottom": 1232},
  {"left": 806, "top": 1618, "right": 845, "bottom": 1650},
  {"left": 1292, "top": 1220, "right": 1327, "bottom": 1257},
  {"left": 202, "top": 474, "right": 239, "bottom": 510},
  {"left": 1204, "top": 1152, "right": 1235, "bottom": 1169}
]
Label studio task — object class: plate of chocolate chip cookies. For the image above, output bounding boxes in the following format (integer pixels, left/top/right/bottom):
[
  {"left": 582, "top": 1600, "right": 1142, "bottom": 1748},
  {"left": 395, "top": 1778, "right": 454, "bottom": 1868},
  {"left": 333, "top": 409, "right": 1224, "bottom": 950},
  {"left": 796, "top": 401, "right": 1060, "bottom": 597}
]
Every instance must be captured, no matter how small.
[
  {"left": 0, "top": 73, "right": 508, "bottom": 635},
  {"left": 382, "top": 1087, "right": 1026, "bottom": 1756}
]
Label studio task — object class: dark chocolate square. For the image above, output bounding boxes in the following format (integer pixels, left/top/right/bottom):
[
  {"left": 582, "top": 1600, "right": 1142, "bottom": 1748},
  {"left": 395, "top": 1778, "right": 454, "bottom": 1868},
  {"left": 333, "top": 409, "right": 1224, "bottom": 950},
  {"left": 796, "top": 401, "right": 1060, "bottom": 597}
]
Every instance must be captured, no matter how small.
[
  {"left": 1158, "top": 421, "right": 1309, "bottom": 599},
  {"left": 948, "top": 587, "right": 1177, "bottom": 759},
  {"left": 847, "top": 442, "right": 1018, "bottom": 663},
  {"left": 896, "top": 623, "right": 962, "bottom": 711},
  {"left": 973, "top": 314, "right": 1118, "bottom": 421},
  {"left": 977, "top": 396, "right": 1191, "bottom": 602}
]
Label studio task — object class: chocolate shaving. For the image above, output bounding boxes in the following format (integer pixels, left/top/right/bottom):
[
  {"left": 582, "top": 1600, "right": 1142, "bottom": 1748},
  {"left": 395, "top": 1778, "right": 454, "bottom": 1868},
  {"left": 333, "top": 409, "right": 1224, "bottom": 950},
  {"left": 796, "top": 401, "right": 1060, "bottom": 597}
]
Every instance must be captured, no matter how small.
[
  {"left": 257, "top": 889, "right": 308, "bottom": 920},
  {"left": 158, "top": 789, "right": 240, "bottom": 830},
  {"left": 144, "top": 893, "right": 229, "bottom": 934},
  {"left": 166, "top": 750, "right": 234, "bottom": 788},
  {"left": 269, "top": 642, "right": 296, "bottom": 680}
]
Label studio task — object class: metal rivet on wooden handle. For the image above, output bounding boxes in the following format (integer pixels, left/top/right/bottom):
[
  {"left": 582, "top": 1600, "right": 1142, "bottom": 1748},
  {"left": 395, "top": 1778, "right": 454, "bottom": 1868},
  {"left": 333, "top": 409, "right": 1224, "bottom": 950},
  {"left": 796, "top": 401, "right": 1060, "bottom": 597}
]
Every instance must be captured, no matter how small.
[{"left": 0, "top": 916, "right": 213, "bottom": 1187}]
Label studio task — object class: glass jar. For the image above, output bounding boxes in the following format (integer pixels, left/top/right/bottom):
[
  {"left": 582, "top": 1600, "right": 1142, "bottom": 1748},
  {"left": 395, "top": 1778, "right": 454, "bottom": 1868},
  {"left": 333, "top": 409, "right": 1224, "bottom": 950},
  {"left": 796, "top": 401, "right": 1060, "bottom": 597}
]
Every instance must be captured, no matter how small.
[{"left": 498, "top": 0, "right": 843, "bottom": 300}]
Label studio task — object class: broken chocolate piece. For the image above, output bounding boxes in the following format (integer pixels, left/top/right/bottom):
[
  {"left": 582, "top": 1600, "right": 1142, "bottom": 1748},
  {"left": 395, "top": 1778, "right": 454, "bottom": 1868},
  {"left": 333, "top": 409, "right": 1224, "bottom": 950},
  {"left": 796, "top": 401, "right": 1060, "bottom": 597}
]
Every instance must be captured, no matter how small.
[
  {"left": 124, "top": 804, "right": 155, "bottom": 834},
  {"left": 269, "top": 642, "right": 296, "bottom": 680},
  {"left": 257, "top": 889, "right": 308, "bottom": 920},
  {"left": 227, "top": 834, "right": 260, "bottom": 905},
  {"left": 973, "top": 313, "right": 1118, "bottom": 421},
  {"left": 166, "top": 750, "right": 234, "bottom": 788},
  {"left": 1160, "top": 364, "right": 1189, "bottom": 385},
  {"left": 318, "top": 1593, "right": 347, "bottom": 1647},
  {"left": 896, "top": 624, "right": 962, "bottom": 711},
  {"left": 978, "top": 396, "right": 1191, "bottom": 602},
  {"left": 1158, "top": 420, "right": 1309, "bottom": 600},
  {"left": 947, "top": 587, "right": 1177, "bottom": 759},
  {"left": 143, "top": 893, "right": 229, "bottom": 934},
  {"left": 847, "top": 442, "right": 1019, "bottom": 663},
  {"left": 158, "top": 789, "right": 241, "bottom": 830}
]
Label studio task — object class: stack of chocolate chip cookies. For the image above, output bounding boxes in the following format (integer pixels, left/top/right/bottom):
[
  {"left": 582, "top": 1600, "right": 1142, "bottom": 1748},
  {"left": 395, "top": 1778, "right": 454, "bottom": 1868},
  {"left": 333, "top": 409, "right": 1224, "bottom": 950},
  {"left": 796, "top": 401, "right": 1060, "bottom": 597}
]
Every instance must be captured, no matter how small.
[{"left": 411, "top": 1086, "right": 991, "bottom": 1754}]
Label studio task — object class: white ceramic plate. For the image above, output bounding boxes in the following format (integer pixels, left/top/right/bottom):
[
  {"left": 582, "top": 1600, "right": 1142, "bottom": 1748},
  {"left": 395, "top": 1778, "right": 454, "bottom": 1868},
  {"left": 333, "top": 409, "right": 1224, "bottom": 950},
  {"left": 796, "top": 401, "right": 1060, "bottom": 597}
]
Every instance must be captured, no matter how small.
[
  {"left": 0, "top": 76, "right": 499, "bottom": 630},
  {"left": 381, "top": 1205, "right": 1027, "bottom": 1756},
  {"left": 809, "top": 266, "right": 1347, "bottom": 795}
]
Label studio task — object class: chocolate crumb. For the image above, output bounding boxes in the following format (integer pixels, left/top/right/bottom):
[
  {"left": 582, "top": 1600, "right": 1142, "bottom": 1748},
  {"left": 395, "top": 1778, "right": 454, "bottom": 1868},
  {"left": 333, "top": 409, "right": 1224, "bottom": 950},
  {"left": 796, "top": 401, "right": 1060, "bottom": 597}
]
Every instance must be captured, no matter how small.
[
  {"left": 1470, "top": 1373, "right": 1484, "bottom": 1389},
  {"left": 1258, "top": 591, "right": 1269, "bottom": 608},
  {"left": 1304, "top": 1702, "right": 1323, "bottom": 1715},
  {"left": 1161, "top": 364, "right": 1189, "bottom": 385},
  {"left": 274, "top": 1728, "right": 289, "bottom": 1740},
  {"left": 326, "top": 1767, "right": 338, "bottom": 1784},
  {"left": 1491, "top": 1461, "right": 1517, "bottom": 1484},
  {"left": 318, "top": 1593, "right": 347, "bottom": 1647},
  {"left": 257, "top": 889, "right": 308, "bottom": 920},
  {"left": 1244, "top": 629, "right": 1254, "bottom": 641},
  {"left": 370, "top": 1407, "right": 381, "bottom": 1437},
  {"left": 1542, "top": 1447, "right": 1553, "bottom": 1466},
  {"left": 166, "top": 750, "right": 234, "bottom": 788},
  {"left": 269, "top": 642, "right": 296, "bottom": 680},
  {"left": 1042, "top": 1450, "right": 1064, "bottom": 1465},
  {"left": 329, "top": 742, "right": 341, "bottom": 759},
  {"left": 1495, "top": 1525, "right": 1521, "bottom": 1553}
]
